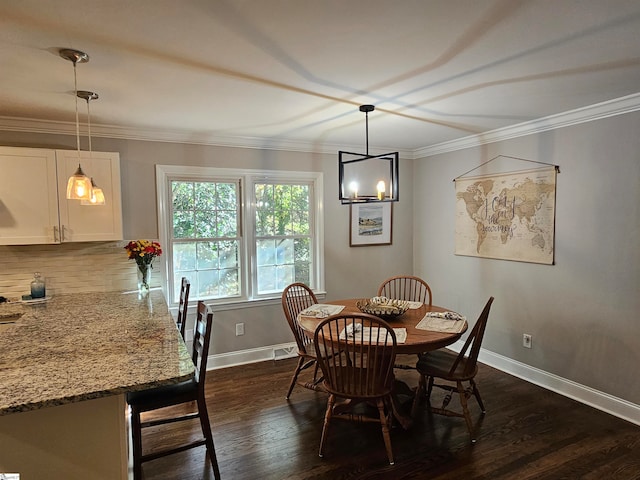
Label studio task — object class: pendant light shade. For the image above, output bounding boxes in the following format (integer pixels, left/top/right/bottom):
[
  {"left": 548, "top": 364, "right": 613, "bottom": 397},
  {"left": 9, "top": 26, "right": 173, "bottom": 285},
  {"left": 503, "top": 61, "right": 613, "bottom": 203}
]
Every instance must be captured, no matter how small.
[
  {"left": 60, "top": 48, "right": 92, "bottom": 201},
  {"left": 338, "top": 105, "right": 399, "bottom": 204},
  {"left": 83, "top": 177, "right": 105, "bottom": 205},
  {"left": 67, "top": 165, "right": 93, "bottom": 200}
]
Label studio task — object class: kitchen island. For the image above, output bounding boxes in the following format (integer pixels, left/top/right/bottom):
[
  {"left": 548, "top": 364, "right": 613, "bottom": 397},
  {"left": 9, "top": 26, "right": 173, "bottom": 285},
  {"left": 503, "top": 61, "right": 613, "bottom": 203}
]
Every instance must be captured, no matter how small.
[{"left": 0, "top": 290, "right": 194, "bottom": 480}]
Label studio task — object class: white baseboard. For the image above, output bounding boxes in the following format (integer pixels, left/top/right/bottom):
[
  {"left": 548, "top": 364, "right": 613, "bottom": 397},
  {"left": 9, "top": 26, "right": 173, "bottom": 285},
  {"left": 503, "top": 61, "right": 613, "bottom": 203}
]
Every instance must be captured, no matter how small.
[
  {"left": 207, "top": 342, "right": 298, "bottom": 370},
  {"left": 448, "top": 340, "right": 640, "bottom": 427}
]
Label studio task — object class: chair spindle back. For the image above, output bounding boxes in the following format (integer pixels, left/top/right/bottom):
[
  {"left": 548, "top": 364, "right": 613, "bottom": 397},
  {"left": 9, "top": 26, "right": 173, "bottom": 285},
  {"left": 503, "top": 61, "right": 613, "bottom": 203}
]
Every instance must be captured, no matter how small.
[
  {"left": 314, "top": 313, "right": 397, "bottom": 398},
  {"left": 378, "top": 275, "right": 432, "bottom": 305},
  {"left": 450, "top": 297, "right": 494, "bottom": 377},
  {"left": 282, "top": 283, "right": 318, "bottom": 353}
]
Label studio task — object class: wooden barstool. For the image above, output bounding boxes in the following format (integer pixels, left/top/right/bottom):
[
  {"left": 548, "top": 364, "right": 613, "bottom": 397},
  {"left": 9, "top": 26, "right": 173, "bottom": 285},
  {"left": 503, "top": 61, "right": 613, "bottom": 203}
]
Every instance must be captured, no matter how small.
[{"left": 127, "top": 301, "right": 221, "bottom": 479}]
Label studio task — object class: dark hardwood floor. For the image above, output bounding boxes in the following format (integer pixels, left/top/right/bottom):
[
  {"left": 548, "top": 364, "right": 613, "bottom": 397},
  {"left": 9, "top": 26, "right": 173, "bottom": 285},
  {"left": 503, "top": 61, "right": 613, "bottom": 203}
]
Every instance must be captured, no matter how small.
[{"left": 140, "top": 354, "right": 640, "bottom": 480}]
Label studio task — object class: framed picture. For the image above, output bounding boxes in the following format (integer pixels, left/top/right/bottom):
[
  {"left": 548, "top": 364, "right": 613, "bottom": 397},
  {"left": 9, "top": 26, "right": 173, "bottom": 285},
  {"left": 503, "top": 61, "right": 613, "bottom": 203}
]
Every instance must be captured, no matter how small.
[{"left": 350, "top": 202, "right": 393, "bottom": 247}]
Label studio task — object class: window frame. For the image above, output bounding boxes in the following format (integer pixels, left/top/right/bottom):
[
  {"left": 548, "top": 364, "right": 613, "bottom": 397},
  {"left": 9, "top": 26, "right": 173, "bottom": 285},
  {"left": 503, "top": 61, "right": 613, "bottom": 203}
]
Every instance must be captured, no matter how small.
[{"left": 156, "top": 165, "right": 324, "bottom": 307}]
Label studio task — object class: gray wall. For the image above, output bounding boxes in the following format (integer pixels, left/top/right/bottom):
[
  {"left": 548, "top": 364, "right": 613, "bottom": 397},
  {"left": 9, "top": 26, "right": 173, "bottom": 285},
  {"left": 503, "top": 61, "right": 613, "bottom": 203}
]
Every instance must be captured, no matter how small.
[
  {"left": 413, "top": 111, "right": 640, "bottom": 404},
  {"left": 0, "top": 130, "right": 415, "bottom": 355},
  {"left": 4, "top": 109, "right": 637, "bottom": 405}
]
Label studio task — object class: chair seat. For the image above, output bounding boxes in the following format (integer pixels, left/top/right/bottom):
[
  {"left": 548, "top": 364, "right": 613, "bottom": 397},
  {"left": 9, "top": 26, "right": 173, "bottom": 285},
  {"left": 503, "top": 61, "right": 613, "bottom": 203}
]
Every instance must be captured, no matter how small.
[
  {"left": 416, "top": 349, "right": 478, "bottom": 381},
  {"left": 127, "top": 378, "right": 198, "bottom": 411}
]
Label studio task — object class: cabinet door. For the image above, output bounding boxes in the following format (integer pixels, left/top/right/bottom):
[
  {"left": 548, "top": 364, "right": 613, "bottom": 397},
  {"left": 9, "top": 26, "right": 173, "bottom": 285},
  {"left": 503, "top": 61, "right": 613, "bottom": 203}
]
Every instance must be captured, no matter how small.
[
  {"left": 56, "top": 150, "right": 123, "bottom": 242},
  {"left": 0, "top": 147, "right": 60, "bottom": 244}
]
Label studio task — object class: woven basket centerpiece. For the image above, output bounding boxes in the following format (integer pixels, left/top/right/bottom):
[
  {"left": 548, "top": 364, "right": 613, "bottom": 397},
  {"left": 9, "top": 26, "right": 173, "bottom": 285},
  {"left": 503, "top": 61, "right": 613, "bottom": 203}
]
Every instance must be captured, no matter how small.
[{"left": 356, "top": 296, "right": 410, "bottom": 320}]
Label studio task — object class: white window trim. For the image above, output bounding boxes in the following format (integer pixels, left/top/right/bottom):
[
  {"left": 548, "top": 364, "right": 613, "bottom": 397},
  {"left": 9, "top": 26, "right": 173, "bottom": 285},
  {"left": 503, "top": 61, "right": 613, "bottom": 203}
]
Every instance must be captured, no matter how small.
[{"left": 156, "top": 164, "right": 325, "bottom": 306}]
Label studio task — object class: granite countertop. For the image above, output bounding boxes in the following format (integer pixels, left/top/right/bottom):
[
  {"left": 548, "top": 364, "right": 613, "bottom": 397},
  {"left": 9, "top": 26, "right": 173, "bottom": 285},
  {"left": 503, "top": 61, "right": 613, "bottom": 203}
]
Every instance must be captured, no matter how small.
[{"left": 0, "top": 290, "right": 194, "bottom": 415}]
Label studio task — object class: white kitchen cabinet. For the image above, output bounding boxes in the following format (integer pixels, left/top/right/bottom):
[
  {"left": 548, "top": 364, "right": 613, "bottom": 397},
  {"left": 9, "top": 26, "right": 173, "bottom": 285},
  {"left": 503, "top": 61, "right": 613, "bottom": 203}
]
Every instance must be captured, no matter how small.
[
  {"left": 54, "top": 149, "right": 123, "bottom": 243},
  {"left": 0, "top": 146, "right": 123, "bottom": 244}
]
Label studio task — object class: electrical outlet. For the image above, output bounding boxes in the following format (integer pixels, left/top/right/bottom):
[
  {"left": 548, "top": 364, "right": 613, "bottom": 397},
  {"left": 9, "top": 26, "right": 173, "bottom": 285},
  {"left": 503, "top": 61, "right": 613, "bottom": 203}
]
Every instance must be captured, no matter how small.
[
  {"left": 523, "top": 334, "right": 532, "bottom": 348},
  {"left": 235, "top": 323, "right": 245, "bottom": 336}
]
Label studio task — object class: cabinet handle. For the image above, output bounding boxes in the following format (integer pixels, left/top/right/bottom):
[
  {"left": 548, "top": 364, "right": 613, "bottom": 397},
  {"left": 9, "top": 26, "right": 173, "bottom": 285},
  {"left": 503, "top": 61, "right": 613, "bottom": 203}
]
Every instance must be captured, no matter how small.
[
  {"left": 60, "top": 225, "right": 65, "bottom": 242},
  {"left": 53, "top": 225, "right": 59, "bottom": 243}
]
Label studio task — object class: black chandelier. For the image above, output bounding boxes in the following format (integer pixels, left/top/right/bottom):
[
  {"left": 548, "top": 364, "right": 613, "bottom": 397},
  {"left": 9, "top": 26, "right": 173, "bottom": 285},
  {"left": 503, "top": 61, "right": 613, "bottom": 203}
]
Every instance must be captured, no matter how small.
[{"left": 338, "top": 105, "right": 399, "bottom": 204}]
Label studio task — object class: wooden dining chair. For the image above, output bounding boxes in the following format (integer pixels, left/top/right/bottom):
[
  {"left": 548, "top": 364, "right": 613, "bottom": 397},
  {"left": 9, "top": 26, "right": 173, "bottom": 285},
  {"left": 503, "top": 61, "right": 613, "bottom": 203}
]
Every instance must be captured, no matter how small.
[
  {"left": 378, "top": 275, "right": 432, "bottom": 372},
  {"left": 176, "top": 276, "right": 191, "bottom": 340},
  {"left": 314, "top": 313, "right": 397, "bottom": 465},
  {"left": 377, "top": 275, "right": 432, "bottom": 305},
  {"left": 281, "top": 282, "right": 325, "bottom": 399},
  {"left": 411, "top": 296, "right": 495, "bottom": 442},
  {"left": 127, "top": 301, "right": 221, "bottom": 480}
]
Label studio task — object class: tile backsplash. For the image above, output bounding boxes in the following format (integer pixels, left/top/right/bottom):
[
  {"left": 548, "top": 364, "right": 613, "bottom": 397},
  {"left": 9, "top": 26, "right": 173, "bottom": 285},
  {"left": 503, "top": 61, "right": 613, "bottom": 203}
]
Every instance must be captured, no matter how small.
[{"left": 0, "top": 241, "right": 160, "bottom": 299}]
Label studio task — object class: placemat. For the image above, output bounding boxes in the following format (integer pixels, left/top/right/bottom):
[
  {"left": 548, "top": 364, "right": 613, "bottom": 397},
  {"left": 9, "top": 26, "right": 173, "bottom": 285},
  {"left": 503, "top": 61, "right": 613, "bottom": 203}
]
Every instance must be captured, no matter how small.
[
  {"left": 299, "top": 304, "right": 345, "bottom": 318},
  {"left": 339, "top": 325, "right": 407, "bottom": 344},
  {"left": 415, "top": 312, "right": 467, "bottom": 333}
]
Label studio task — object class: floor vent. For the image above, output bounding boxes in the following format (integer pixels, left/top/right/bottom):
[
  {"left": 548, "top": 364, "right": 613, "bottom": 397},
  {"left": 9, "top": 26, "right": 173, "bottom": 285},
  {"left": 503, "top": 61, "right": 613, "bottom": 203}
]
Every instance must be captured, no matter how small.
[{"left": 273, "top": 346, "right": 297, "bottom": 360}]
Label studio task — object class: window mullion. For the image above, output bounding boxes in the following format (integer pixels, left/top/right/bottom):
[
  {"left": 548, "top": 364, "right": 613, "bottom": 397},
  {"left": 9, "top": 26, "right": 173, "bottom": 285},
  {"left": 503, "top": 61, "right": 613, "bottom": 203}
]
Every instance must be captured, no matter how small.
[{"left": 243, "top": 175, "right": 257, "bottom": 299}]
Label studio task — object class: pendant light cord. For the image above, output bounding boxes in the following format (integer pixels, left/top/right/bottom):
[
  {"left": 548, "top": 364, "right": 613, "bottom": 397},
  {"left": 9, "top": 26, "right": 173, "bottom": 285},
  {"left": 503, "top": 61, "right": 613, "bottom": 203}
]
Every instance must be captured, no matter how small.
[
  {"left": 73, "top": 60, "right": 81, "bottom": 167},
  {"left": 86, "top": 95, "right": 92, "bottom": 157}
]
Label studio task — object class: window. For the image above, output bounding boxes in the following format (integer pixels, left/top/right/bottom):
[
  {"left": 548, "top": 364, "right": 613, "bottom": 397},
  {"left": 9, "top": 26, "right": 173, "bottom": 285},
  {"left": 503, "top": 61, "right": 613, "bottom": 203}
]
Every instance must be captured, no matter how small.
[
  {"left": 255, "top": 182, "right": 311, "bottom": 293},
  {"left": 171, "top": 180, "right": 242, "bottom": 300},
  {"left": 156, "top": 165, "right": 324, "bottom": 305}
]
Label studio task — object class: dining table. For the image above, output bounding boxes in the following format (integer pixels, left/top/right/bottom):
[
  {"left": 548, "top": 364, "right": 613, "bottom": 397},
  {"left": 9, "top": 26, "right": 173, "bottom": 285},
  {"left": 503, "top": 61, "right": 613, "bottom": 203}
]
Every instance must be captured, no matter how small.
[{"left": 296, "top": 298, "right": 468, "bottom": 429}]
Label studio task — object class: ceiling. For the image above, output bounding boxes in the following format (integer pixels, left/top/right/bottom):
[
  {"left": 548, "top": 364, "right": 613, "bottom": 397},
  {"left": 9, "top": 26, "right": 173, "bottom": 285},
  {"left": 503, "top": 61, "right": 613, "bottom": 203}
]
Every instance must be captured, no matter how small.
[{"left": 1, "top": 0, "right": 640, "bottom": 156}]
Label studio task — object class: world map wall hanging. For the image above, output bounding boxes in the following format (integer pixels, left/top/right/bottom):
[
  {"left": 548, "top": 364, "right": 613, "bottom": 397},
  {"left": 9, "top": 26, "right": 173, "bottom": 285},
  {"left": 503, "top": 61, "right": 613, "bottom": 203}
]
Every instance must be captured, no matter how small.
[{"left": 454, "top": 161, "right": 558, "bottom": 265}]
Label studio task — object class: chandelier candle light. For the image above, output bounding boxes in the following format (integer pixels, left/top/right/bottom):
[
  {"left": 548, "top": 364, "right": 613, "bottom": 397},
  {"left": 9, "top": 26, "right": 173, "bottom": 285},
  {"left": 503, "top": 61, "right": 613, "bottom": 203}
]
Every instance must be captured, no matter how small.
[{"left": 125, "top": 240, "right": 163, "bottom": 292}]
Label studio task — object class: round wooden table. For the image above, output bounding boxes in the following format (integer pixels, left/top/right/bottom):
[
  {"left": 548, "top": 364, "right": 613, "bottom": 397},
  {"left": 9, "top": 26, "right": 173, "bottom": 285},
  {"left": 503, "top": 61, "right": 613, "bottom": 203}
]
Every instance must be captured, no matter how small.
[
  {"left": 296, "top": 298, "right": 467, "bottom": 429},
  {"left": 296, "top": 298, "right": 467, "bottom": 354}
]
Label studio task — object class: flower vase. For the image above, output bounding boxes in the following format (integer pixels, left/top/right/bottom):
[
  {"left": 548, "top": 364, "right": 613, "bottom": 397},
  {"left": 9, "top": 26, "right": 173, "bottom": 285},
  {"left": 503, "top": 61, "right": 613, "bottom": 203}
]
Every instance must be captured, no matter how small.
[{"left": 137, "top": 263, "right": 152, "bottom": 293}]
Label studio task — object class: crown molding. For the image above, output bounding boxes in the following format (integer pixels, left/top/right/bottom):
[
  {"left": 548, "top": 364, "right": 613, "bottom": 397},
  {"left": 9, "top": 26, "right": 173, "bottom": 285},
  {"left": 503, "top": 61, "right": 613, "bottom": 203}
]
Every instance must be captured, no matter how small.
[
  {"left": 0, "top": 116, "right": 414, "bottom": 159},
  {"left": 414, "top": 92, "right": 640, "bottom": 158},
  {"left": 2, "top": 92, "right": 638, "bottom": 160}
]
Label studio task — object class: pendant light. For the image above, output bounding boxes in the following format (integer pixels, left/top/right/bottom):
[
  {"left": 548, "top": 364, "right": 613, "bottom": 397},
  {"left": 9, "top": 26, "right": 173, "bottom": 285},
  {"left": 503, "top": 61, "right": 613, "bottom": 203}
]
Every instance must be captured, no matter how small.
[
  {"left": 60, "top": 48, "right": 93, "bottom": 201},
  {"left": 78, "top": 90, "right": 106, "bottom": 206},
  {"left": 338, "top": 105, "right": 399, "bottom": 204}
]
